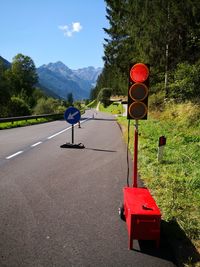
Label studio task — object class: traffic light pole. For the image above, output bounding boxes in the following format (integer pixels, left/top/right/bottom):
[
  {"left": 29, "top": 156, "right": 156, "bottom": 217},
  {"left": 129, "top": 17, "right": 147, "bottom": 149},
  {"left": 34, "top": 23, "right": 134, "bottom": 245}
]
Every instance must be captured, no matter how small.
[{"left": 133, "top": 120, "right": 138, "bottom": 187}]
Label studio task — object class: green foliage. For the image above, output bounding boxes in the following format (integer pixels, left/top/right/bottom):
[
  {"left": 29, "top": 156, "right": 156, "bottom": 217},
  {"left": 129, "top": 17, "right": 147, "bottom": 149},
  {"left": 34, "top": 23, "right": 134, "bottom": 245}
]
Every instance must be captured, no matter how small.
[
  {"left": 91, "top": 64, "right": 126, "bottom": 101},
  {"left": 0, "top": 53, "right": 41, "bottom": 117},
  {"left": 0, "top": 61, "right": 10, "bottom": 117},
  {"left": 97, "top": 87, "right": 112, "bottom": 107},
  {"left": 95, "top": 0, "right": 200, "bottom": 103},
  {"left": 33, "top": 98, "right": 64, "bottom": 114},
  {"left": 0, "top": 117, "right": 62, "bottom": 130},
  {"left": 99, "top": 102, "right": 124, "bottom": 115},
  {"left": 67, "top": 92, "right": 74, "bottom": 106},
  {"left": 104, "top": 0, "right": 200, "bottom": 71},
  {"left": 169, "top": 61, "right": 200, "bottom": 101},
  {"left": 149, "top": 91, "right": 166, "bottom": 111},
  {"left": 11, "top": 54, "right": 38, "bottom": 100},
  {"left": 0, "top": 53, "right": 69, "bottom": 118},
  {"left": 8, "top": 96, "right": 31, "bottom": 116},
  {"left": 32, "top": 88, "right": 47, "bottom": 101},
  {"left": 74, "top": 101, "right": 81, "bottom": 110},
  {"left": 86, "top": 99, "right": 97, "bottom": 108},
  {"left": 161, "top": 101, "right": 200, "bottom": 127}
]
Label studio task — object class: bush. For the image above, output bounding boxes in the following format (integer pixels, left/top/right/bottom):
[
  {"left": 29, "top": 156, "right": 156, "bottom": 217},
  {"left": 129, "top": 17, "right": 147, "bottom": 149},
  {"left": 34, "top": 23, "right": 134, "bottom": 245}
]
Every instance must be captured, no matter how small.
[
  {"left": 8, "top": 96, "right": 31, "bottom": 116},
  {"left": 169, "top": 62, "right": 200, "bottom": 101},
  {"left": 97, "top": 88, "right": 112, "bottom": 107},
  {"left": 161, "top": 101, "right": 200, "bottom": 126},
  {"left": 149, "top": 91, "right": 165, "bottom": 111},
  {"left": 34, "top": 98, "right": 61, "bottom": 114}
]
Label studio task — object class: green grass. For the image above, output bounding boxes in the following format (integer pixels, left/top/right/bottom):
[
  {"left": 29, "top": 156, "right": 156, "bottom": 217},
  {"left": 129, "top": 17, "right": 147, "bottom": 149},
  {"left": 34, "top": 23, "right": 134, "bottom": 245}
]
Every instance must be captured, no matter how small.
[
  {"left": 0, "top": 117, "right": 54, "bottom": 129},
  {"left": 99, "top": 102, "right": 124, "bottom": 115},
  {"left": 117, "top": 102, "right": 200, "bottom": 254},
  {"left": 86, "top": 99, "right": 97, "bottom": 108},
  {"left": 100, "top": 101, "right": 200, "bottom": 261}
]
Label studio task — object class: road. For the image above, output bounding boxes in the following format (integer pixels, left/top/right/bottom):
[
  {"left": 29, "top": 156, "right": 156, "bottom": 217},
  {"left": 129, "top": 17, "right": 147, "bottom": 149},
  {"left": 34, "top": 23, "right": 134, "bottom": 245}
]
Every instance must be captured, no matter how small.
[{"left": 0, "top": 110, "right": 176, "bottom": 266}]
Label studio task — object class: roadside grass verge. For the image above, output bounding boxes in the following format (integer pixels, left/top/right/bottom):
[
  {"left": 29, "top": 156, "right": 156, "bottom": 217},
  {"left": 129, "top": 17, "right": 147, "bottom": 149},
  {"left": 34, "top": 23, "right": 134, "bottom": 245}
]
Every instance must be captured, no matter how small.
[
  {"left": 86, "top": 99, "right": 97, "bottom": 108},
  {"left": 0, "top": 117, "right": 57, "bottom": 130},
  {"left": 117, "top": 101, "right": 200, "bottom": 265},
  {"left": 99, "top": 102, "right": 124, "bottom": 115},
  {"left": 0, "top": 108, "right": 86, "bottom": 130}
]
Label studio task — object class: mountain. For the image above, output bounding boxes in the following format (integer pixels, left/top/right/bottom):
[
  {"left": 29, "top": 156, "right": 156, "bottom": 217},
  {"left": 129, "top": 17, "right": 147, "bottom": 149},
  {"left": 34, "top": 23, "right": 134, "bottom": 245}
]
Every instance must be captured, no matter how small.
[
  {"left": 37, "top": 62, "right": 102, "bottom": 100},
  {"left": 73, "top": 66, "right": 102, "bottom": 86},
  {"left": 0, "top": 56, "right": 102, "bottom": 100},
  {"left": 0, "top": 56, "right": 11, "bottom": 68}
]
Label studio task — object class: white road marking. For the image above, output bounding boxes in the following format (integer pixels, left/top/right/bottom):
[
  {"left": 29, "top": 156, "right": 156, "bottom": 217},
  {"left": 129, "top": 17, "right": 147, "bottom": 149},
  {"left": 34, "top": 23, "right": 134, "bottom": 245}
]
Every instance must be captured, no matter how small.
[
  {"left": 79, "top": 118, "right": 91, "bottom": 124},
  {"left": 6, "top": 151, "right": 23, "bottom": 159},
  {"left": 47, "top": 118, "right": 91, "bottom": 140},
  {"left": 31, "top": 141, "right": 42, "bottom": 147},
  {"left": 47, "top": 126, "right": 71, "bottom": 139},
  {"left": 5, "top": 117, "right": 91, "bottom": 160}
]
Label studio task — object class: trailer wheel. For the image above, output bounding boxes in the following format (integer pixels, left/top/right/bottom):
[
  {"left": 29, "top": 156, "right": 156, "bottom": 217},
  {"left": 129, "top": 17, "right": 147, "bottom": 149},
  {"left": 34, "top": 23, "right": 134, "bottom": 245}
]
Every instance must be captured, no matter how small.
[{"left": 118, "top": 204, "right": 125, "bottom": 221}]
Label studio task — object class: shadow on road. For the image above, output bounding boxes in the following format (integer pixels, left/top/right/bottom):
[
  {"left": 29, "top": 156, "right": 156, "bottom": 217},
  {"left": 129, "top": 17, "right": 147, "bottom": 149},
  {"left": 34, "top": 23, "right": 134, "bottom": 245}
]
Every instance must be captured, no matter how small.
[
  {"left": 161, "top": 219, "right": 200, "bottom": 267},
  {"left": 93, "top": 118, "right": 116, "bottom": 121},
  {"left": 133, "top": 239, "right": 176, "bottom": 265},
  {"left": 132, "top": 220, "right": 200, "bottom": 266},
  {"left": 85, "top": 147, "right": 117, "bottom": 153},
  {"left": 79, "top": 117, "right": 116, "bottom": 122}
]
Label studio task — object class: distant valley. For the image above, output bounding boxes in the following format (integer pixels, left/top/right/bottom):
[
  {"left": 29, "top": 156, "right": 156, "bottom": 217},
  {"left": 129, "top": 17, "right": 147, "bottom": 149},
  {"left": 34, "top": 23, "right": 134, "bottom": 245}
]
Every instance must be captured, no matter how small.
[
  {"left": 37, "top": 62, "right": 102, "bottom": 100},
  {"left": 0, "top": 56, "right": 102, "bottom": 100}
]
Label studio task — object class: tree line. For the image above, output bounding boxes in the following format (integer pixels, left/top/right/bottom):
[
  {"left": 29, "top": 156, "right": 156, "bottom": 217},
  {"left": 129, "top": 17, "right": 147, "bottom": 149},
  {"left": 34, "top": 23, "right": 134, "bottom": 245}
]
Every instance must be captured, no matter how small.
[
  {"left": 0, "top": 54, "right": 79, "bottom": 118},
  {"left": 91, "top": 0, "right": 200, "bottom": 105}
]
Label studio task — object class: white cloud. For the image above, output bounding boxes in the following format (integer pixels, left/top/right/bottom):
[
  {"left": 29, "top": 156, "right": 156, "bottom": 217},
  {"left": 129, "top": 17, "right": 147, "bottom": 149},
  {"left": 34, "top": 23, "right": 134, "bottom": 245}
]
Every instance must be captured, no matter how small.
[
  {"left": 72, "top": 22, "right": 82, "bottom": 32},
  {"left": 59, "top": 22, "right": 82, "bottom": 37}
]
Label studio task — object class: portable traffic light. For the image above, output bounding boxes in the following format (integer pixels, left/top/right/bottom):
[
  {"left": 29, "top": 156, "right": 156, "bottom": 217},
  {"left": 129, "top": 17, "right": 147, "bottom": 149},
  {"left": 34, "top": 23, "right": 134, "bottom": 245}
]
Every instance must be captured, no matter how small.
[{"left": 127, "top": 63, "right": 150, "bottom": 120}]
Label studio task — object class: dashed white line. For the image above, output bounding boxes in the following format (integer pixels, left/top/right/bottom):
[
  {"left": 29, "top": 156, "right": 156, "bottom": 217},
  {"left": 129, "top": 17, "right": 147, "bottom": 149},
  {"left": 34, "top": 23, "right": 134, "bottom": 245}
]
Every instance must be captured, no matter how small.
[
  {"left": 6, "top": 151, "right": 23, "bottom": 159},
  {"left": 5, "top": 117, "right": 92, "bottom": 160},
  {"left": 31, "top": 141, "right": 42, "bottom": 147}
]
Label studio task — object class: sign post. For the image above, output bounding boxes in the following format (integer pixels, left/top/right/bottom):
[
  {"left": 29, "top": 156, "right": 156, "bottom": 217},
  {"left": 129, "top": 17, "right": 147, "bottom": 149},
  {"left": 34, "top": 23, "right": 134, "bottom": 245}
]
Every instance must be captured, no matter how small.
[
  {"left": 72, "top": 124, "right": 74, "bottom": 144},
  {"left": 61, "top": 107, "right": 84, "bottom": 149},
  {"left": 64, "top": 106, "right": 81, "bottom": 144}
]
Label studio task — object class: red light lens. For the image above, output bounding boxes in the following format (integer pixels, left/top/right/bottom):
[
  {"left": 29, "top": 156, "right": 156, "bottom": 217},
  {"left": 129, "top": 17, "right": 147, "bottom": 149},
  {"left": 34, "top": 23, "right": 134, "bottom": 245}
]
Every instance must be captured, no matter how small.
[{"left": 130, "top": 63, "right": 149, "bottom": 83}]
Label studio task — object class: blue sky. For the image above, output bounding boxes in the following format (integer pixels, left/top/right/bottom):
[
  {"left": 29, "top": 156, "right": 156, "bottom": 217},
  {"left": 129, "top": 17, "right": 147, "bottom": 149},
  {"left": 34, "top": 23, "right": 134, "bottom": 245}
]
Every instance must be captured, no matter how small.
[{"left": 0, "top": 0, "right": 108, "bottom": 69}]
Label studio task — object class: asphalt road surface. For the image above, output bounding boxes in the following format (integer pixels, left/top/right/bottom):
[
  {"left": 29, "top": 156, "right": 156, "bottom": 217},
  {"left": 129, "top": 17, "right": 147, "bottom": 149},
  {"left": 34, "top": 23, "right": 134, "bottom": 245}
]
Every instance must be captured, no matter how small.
[{"left": 0, "top": 110, "right": 176, "bottom": 266}]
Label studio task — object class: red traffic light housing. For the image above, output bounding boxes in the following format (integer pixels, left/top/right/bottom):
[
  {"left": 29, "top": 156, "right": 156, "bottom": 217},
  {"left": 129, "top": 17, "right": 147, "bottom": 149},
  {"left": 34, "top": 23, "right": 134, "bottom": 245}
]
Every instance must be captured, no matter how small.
[{"left": 127, "top": 63, "right": 149, "bottom": 120}]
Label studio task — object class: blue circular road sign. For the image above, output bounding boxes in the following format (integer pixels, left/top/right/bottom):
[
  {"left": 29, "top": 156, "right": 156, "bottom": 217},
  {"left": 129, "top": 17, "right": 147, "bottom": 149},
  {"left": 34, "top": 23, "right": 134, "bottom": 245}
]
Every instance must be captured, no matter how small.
[{"left": 64, "top": 107, "right": 81, "bottom": 125}]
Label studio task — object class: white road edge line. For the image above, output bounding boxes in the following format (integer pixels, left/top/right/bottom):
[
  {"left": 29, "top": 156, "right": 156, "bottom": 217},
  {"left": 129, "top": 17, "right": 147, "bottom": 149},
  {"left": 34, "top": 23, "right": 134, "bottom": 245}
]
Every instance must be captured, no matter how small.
[
  {"left": 47, "top": 126, "right": 71, "bottom": 139},
  {"left": 80, "top": 118, "right": 91, "bottom": 124},
  {"left": 47, "top": 118, "right": 90, "bottom": 140},
  {"left": 6, "top": 151, "right": 23, "bottom": 160},
  {"left": 31, "top": 141, "right": 42, "bottom": 147}
]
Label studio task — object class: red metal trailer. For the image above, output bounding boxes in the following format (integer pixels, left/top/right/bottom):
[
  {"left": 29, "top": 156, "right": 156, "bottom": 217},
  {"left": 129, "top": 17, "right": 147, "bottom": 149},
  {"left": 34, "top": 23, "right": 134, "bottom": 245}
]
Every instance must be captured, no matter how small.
[{"left": 123, "top": 187, "right": 161, "bottom": 250}]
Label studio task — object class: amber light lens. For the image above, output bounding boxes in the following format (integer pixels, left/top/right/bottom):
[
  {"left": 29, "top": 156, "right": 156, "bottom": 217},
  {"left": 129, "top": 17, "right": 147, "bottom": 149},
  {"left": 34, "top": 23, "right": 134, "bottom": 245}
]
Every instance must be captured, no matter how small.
[
  {"left": 129, "top": 102, "right": 147, "bottom": 119},
  {"left": 129, "top": 83, "right": 148, "bottom": 101}
]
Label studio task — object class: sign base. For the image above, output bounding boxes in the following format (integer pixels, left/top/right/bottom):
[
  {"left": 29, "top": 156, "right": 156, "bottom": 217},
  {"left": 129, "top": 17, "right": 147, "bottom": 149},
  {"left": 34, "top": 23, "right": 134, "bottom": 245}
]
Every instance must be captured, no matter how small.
[{"left": 60, "top": 143, "right": 85, "bottom": 149}]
